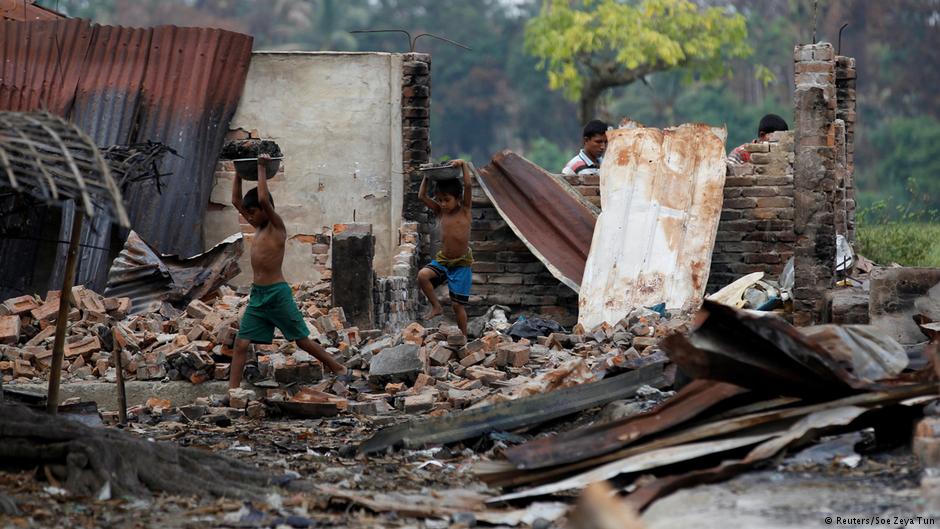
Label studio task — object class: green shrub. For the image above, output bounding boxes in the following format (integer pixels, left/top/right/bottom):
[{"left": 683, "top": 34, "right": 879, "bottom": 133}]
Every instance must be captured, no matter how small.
[{"left": 856, "top": 200, "right": 940, "bottom": 267}]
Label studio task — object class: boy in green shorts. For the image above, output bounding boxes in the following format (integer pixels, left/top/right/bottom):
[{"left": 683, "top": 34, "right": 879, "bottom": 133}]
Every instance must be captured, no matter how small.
[{"left": 229, "top": 154, "right": 346, "bottom": 390}]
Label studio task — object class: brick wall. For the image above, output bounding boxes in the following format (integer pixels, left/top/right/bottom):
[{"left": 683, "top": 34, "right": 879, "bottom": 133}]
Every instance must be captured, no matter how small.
[
  {"left": 561, "top": 172, "right": 601, "bottom": 208},
  {"left": 708, "top": 131, "right": 795, "bottom": 293},
  {"left": 793, "top": 43, "right": 838, "bottom": 326},
  {"left": 468, "top": 183, "right": 580, "bottom": 326}
]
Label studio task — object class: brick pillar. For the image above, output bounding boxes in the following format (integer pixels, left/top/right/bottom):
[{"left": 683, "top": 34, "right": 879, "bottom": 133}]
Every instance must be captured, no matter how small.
[
  {"left": 835, "top": 56, "right": 857, "bottom": 241},
  {"left": 331, "top": 223, "right": 375, "bottom": 329},
  {"left": 401, "top": 53, "right": 434, "bottom": 264},
  {"left": 833, "top": 119, "right": 849, "bottom": 239},
  {"left": 793, "top": 43, "right": 838, "bottom": 326}
]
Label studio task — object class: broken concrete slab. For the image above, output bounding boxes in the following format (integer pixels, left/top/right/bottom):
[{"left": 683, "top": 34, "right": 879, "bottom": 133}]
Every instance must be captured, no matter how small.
[
  {"left": 869, "top": 267, "right": 940, "bottom": 345},
  {"left": 368, "top": 344, "right": 423, "bottom": 385},
  {"left": 7, "top": 380, "right": 239, "bottom": 412}
]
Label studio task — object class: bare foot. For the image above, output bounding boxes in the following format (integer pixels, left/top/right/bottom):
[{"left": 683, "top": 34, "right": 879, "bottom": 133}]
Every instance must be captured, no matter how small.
[
  {"left": 423, "top": 306, "right": 443, "bottom": 320},
  {"left": 330, "top": 364, "right": 348, "bottom": 376}
]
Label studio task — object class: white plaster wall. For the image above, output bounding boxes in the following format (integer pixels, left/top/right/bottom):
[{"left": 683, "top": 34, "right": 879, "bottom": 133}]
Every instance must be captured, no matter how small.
[{"left": 205, "top": 52, "right": 404, "bottom": 286}]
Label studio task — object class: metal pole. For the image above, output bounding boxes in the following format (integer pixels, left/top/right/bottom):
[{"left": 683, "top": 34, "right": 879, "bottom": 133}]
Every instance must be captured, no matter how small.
[{"left": 46, "top": 209, "right": 83, "bottom": 414}]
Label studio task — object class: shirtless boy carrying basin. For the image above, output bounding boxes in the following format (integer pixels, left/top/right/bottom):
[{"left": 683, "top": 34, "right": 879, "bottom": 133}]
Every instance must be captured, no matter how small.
[{"left": 229, "top": 154, "right": 346, "bottom": 389}]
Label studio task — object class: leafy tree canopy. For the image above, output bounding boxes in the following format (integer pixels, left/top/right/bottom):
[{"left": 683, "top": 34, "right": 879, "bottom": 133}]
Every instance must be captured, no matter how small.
[{"left": 525, "top": 0, "right": 751, "bottom": 121}]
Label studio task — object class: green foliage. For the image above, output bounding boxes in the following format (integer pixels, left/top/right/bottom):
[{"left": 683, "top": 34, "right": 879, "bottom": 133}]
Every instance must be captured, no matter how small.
[
  {"left": 524, "top": 137, "right": 570, "bottom": 173},
  {"left": 856, "top": 116, "right": 940, "bottom": 212},
  {"left": 856, "top": 201, "right": 940, "bottom": 267},
  {"left": 610, "top": 73, "right": 789, "bottom": 149},
  {"left": 524, "top": 0, "right": 751, "bottom": 104}
]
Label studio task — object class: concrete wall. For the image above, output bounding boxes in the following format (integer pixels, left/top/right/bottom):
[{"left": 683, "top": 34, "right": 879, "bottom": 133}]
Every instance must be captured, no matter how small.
[{"left": 205, "top": 52, "right": 404, "bottom": 286}]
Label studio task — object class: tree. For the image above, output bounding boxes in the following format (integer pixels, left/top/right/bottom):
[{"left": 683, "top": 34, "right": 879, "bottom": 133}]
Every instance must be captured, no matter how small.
[{"left": 525, "top": 0, "right": 751, "bottom": 123}]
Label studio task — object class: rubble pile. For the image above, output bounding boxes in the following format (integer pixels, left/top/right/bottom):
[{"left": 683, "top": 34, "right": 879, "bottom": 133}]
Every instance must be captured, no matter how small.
[
  {"left": 0, "top": 280, "right": 332, "bottom": 385},
  {"left": 242, "top": 305, "right": 684, "bottom": 421},
  {"left": 2, "top": 277, "right": 685, "bottom": 426}
]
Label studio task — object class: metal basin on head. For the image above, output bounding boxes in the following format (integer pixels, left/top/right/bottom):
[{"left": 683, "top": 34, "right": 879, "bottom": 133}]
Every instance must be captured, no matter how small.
[{"left": 232, "top": 157, "right": 282, "bottom": 181}]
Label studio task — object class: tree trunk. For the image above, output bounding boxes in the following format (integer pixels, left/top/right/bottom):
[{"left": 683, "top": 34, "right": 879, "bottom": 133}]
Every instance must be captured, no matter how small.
[
  {"left": 579, "top": 84, "right": 605, "bottom": 126},
  {"left": 0, "top": 403, "right": 272, "bottom": 499}
]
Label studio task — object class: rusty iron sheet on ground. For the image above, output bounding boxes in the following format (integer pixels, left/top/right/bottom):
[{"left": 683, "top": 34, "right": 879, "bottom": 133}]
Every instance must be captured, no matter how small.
[
  {"left": 660, "top": 301, "right": 901, "bottom": 397},
  {"left": 578, "top": 122, "right": 727, "bottom": 329},
  {"left": 499, "top": 379, "right": 748, "bottom": 472},
  {"left": 359, "top": 362, "right": 667, "bottom": 455},
  {"left": 490, "top": 383, "right": 935, "bottom": 504},
  {"left": 476, "top": 151, "right": 598, "bottom": 292}
]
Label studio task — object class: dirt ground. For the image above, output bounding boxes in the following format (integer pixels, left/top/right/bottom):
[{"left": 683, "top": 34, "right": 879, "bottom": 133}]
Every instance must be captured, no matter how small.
[{"left": 0, "top": 405, "right": 934, "bottom": 529}]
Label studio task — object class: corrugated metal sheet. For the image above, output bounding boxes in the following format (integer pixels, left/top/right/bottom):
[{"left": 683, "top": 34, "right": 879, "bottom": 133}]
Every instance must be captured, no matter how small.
[
  {"left": 104, "top": 230, "right": 243, "bottom": 314},
  {"left": 0, "top": 20, "right": 252, "bottom": 295},
  {"left": 0, "top": 83, "right": 42, "bottom": 110},
  {"left": 0, "top": 18, "right": 92, "bottom": 114},
  {"left": 476, "top": 151, "right": 598, "bottom": 292},
  {"left": 130, "top": 25, "right": 253, "bottom": 255},
  {"left": 578, "top": 123, "right": 728, "bottom": 329},
  {"left": 0, "top": 0, "right": 62, "bottom": 21}
]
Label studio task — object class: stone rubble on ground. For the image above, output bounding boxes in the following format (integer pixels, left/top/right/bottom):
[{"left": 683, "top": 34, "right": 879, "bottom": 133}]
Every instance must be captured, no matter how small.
[{"left": 1, "top": 283, "right": 685, "bottom": 424}]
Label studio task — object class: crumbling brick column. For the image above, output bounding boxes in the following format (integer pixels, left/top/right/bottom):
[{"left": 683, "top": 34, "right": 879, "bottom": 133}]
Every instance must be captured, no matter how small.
[
  {"left": 401, "top": 53, "right": 433, "bottom": 264},
  {"left": 793, "top": 43, "right": 838, "bottom": 326},
  {"left": 708, "top": 131, "right": 795, "bottom": 293},
  {"left": 835, "top": 56, "right": 857, "bottom": 241},
  {"left": 331, "top": 223, "right": 375, "bottom": 330},
  {"left": 374, "top": 222, "right": 422, "bottom": 332}
]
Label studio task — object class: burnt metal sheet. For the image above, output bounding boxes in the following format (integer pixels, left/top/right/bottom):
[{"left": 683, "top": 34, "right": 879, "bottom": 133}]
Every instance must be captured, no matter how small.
[
  {"left": 359, "top": 362, "right": 668, "bottom": 455},
  {"left": 801, "top": 325, "right": 908, "bottom": 383},
  {"left": 660, "top": 300, "right": 898, "bottom": 397},
  {"left": 579, "top": 123, "right": 728, "bottom": 329},
  {"left": 500, "top": 379, "right": 748, "bottom": 472},
  {"left": 491, "top": 383, "right": 934, "bottom": 501},
  {"left": 0, "top": 84, "right": 42, "bottom": 111},
  {"left": 624, "top": 405, "right": 871, "bottom": 511},
  {"left": 0, "top": 20, "right": 253, "bottom": 293},
  {"left": 0, "top": 0, "right": 62, "bottom": 21},
  {"left": 105, "top": 230, "right": 242, "bottom": 314},
  {"left": 129, "top": 25, "right": 253, "bottom": 257},
  {"left": 476, "top": 151, "right": 598, "bottom": 292},
  {"left": 0, "top": 18, "right": 93, "bottom": 115},
  {"left": 625, "top": 390, "right": 935, "bottom": 511},
  {"left": 491, "top": 432, "right": 778, "bottom": 503}
]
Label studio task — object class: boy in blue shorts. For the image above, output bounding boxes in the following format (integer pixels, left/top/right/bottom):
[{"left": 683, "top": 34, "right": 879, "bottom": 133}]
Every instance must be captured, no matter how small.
[
  {"left": 417, "top": 159, "right": 474, "bottom": 335},
  {"left": 229, "top": 154, "right": 346, "bottom": 389}
]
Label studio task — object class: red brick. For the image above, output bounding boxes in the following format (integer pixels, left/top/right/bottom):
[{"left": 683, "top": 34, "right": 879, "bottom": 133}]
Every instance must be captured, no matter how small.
[
  {"left": 3, "top": 296, "right": 38, "bottom": 315},
  {"left": 0, "top": 315, "right": 21, "bottom": 345}
]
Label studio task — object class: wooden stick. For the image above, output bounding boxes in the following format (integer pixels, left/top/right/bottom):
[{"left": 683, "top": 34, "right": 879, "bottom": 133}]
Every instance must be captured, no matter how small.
[
  {"left": 112, "top": 330, "right": 128, "bottom": 424},
  {"left": 46, "top": 209, "right": 84, "bottom": 414}
]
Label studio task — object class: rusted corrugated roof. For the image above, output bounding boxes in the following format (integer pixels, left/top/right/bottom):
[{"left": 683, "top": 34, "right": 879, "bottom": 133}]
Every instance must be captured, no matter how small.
[
  {"left": 105, "top": 231, "right": 243, "bottom": 314},
  {"left": 0, "top": 0, "right": 62, "bottom": 21},
  {"left": 0, "top": 19, "right": 252, "bottom": 293},
  {"left": 476, "top": 151, "right": 598, "bottom": 292},
  {"left": 578, "top": 122, "right": 728, "bottom": 328}
]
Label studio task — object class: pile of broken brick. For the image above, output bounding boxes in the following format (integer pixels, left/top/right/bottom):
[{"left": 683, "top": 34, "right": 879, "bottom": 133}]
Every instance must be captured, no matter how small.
[
  {"left": 0, "top": 281, "right": 332, "bottom": 385},
  {"left": 1, "top": 281, "right": 682, "bottom": 423}
]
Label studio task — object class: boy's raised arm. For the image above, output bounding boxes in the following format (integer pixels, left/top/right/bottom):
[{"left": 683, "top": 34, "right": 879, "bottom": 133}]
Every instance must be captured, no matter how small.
[
  {"left": 231, "top": 168, "right": 244, "bottom": 213},
  {"left": 455, "top": 159, "right": 473, "bottom": 210},
  {"left": 419, "top": 174, "right": 441, "bottom": 214},
  {"left": 257, "top": 154, "right": 286, "bottom": 230}
]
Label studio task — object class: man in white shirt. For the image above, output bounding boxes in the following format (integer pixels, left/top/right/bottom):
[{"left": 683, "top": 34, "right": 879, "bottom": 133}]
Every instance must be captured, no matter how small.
[{"left": 562, "top": 119, "right": 608, "bottom": 176}]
